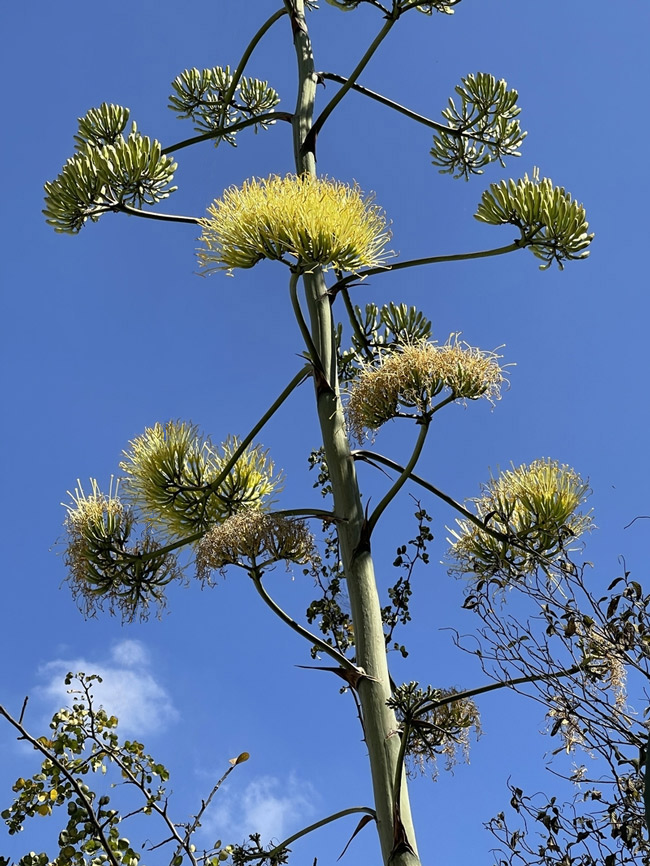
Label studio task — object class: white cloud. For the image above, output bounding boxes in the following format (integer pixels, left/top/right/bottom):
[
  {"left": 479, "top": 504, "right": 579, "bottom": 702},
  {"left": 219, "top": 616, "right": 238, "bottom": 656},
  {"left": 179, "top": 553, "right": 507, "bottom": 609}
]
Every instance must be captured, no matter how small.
[
  {"left": 110, "top": 638, "right": 149, "bottom": 668},
  {"left": 37, "top": 639, "right": 178, "bottom": 736},
  {"left": 204, "top": 775, "right": 317, "bottom": 846}
]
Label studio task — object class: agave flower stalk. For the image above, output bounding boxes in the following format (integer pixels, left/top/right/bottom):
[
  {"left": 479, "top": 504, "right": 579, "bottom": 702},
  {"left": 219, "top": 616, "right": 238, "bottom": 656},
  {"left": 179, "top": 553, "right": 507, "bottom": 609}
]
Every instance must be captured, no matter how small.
[{"left": 287, "top": 3, "right": 420, "bottom": 863}]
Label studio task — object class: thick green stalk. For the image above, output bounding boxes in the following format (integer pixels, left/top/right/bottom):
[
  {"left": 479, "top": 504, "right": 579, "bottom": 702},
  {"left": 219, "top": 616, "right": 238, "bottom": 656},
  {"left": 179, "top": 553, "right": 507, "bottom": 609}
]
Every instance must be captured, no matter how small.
[{"left": 286, "top": 4, "right": 420, "bottom": 864}]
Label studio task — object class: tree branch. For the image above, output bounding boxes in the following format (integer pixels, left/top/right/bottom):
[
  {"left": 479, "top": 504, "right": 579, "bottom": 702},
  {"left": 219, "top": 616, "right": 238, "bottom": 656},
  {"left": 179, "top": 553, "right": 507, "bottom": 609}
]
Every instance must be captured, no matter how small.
[
  {"left": 0, "top": 705, "right": 121, "bottom": 866},
  {"left": 420, "top": 664, "right": 586, "bottom": 714},
  {"left": 353, "top": 448, "right": 511, "bottom": 544},
  {"left": 115, "top": 202, "right": 202, "bottom": 225},
  {"left": 223, "top": 7, "right": 289, "bottom": 109}
]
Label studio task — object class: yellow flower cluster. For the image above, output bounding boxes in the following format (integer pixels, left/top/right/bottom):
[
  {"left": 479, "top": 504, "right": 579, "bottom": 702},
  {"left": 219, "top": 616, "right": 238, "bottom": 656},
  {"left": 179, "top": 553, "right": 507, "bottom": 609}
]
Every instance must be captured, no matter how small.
[
  {"left": 196, "top": 510, "right": 316, "bottom": 579},
  {"left": 448, "top": 458, "right": 592, "bottom": 580},
  {"left": 197, "top": 173, "right": 392, "bottom": 274},
  {"left": 120, "top": 422, "right": 281, "bottom": 538},
  {"left": 346, "top": 338, "right": 504, "bottom": 439},
  {"left": 62, "top": 478, "right": 181, "bottom": 620}
]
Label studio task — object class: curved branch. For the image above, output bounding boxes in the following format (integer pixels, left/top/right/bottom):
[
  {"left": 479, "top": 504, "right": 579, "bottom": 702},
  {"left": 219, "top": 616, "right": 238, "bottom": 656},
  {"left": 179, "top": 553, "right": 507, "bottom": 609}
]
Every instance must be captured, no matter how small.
[
  {"left": 115, "top": 202, "right": 202, "bottom": 225},
  {"left": 250, "top": 569, "right": 359, "bottom": 673},
  {"left": 420, "top": 663, "right": 585, "bottom": 715},
  {"left": 223, "top": 8, "right": 289, "bottom": 109},
  {"left": 241, "top": 806, "right": 377, "bottom": 862},
  {"left": 303, "top": 15, "right": 397, "bottom": 155},
  {"left": 162, "top": 111, "right": 292, "bottom": 155},
  {"left": 319, "top": 73, "right": 460, "bottom": 136},
  {"left": 329, "top": 242, "right": 522, "bottom": 297},
  {"left": 366, "top": 419, "right": 430, "bottom": 538},
  {"left": 204, "top": 365, "right": 312, "bottom": 499},
  {"left": 341, "top": 287, "right": 376, "bottom": 362},
  {"left": 274, "top": 507, "right": 342, "bottom": 523},
  {"left": 290, "top": 271, "right": 325, "bottom": 374},
  {"left": 353, "top": 448, "right": 510, "bottom": 543},
  {"left": 130, "top": 367, "right": 312, "bottom": 566}
]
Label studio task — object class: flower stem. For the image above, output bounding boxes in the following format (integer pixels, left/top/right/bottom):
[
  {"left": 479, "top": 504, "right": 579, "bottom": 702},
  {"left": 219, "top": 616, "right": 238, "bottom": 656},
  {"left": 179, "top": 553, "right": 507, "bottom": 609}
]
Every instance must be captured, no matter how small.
[
  {"left": 420, "top": 664, "right": 585, "bottom": 714},
  {"left": 366, "top": 419, "right": 430, "bottom": 538},
  {"left": 115, "top": 202, "right": 201, "bottom": 225},
  {"left": 250, "top": 569, "right": 358, "bottom": 672},
  {"left": 162, "top": 112, "right": 292, "bottom": 155},
  {"left": 223, "top": 7, "right": 289, "bottom": 109},
  {"left": 303, "top": 15, "right": 397, "bottom": 157},
  {"left": 341, "top": 288, "right": 376, "bottom": 362},
  {"left": 133, "top": 367, "right": 311, "bottom": 565},
  {"left": 329, "top": 242, "right": 522, "bottom": 296},
  {"left": 318, "top": 72, "right": 458, "bottom": 136},
  {"left": 289, "top": 271, "right": 324, "bottom": 373}
]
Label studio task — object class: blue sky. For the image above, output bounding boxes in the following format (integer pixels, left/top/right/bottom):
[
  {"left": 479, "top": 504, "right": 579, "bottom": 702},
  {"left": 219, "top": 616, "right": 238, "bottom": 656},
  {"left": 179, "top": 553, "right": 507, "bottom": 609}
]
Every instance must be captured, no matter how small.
[{"left": 1, "top": 0, "right": 649, "bottom": 862}]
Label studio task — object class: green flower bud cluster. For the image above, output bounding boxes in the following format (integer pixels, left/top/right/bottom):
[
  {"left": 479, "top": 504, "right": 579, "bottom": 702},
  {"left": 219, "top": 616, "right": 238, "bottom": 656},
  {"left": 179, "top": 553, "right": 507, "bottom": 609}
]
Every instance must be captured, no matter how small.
[
  {"left": 169, "top": 66, "right": 280, "bottom": 147},
  {"left": 475, "top": 168, "right": 594, "bottom": 269},
  {"left": 387, "top": 682, "right": 481, "bottom": 778},
  {"left": 431, "top": 72, "right": 526, "bottom": 180},
  {"left": 44, "top": 103, "right": 177, "bottom": 233}
]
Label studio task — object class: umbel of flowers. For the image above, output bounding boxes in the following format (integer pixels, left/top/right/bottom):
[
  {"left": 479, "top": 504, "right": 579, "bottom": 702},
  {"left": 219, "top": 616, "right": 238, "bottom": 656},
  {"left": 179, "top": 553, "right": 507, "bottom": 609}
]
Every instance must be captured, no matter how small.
[
  {"left": 119, "top": 421, "right": 281, "bottom": 538},
  {"left": 197, "top": 173, "right": 392, "bottom": 274},
  {"left": 196, "top": 511, "right": 316, "bottom": 580},
  {"left": 62, "top": 478, "right": 182, "bottom": 620},
  {"left": 61, "top": 421, "right": 283, "bottom": 620},
  {"left": 448, "top": 458, "right": 593, "bottom": 581},
  {"left": 346, "top": 337, "right": 505, "bottom": 440}
]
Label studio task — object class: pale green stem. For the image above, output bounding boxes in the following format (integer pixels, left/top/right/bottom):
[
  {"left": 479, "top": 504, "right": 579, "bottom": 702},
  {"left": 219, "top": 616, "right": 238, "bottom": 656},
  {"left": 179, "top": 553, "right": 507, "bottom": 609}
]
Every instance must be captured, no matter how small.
[
  {"left": 329, "top": 242, "right": 522, "bottom": 296},
  {"left": 366, "top": 418, "right": 430, "bottom": 538},
  {"left": 250, "top": 569, "right": 359, "bottom": 672},
  {"left": 303, "top": 14, "right": 397, "bottom": 156},
  {"left": 288, "top": 4, "right": 420, "bottom": 864},
  {"left": 392, "top": 717, "right": 411, "bottom": 831},
  {"left": 241, "top": 806, "right": 377, "bottom": 862},
  {"left": 162, "top": 112, "right": 292, "bottom": 155},
  {"left": 289, "top": 271, "right": 324, "bottom": 371}
]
